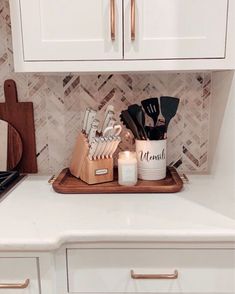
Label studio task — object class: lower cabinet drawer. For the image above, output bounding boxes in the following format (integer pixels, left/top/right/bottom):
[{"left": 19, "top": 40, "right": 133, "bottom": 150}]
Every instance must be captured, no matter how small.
[
  {"left": 0, "top": 258, "right": 39, "bottom": 294},
  {"left": 67, "top": 248, "right": 235, "bottom": 293}
]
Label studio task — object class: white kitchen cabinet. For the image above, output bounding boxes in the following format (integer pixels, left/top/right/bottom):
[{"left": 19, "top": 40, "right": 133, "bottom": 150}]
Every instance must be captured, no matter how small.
[
  {"left": 124, "top": 0, "right": 228, "bottom": 59},
  {"left": 19, "top": 0, "right": 123, "bottom": 61},
  {"left": 9, "top": 0, "right": 235, "bottom": 71},
  {"left": 1, "top": 246, "right": 235, "bottom": 294},
  {"left": 0, "top": 258, "right": 39, "bottom": 294},
  {"left": 18, "top": 0, "right": 228, "bottom": 61},
  {"left": 67, "top": 248, "right": 235, "bottom": 293}
]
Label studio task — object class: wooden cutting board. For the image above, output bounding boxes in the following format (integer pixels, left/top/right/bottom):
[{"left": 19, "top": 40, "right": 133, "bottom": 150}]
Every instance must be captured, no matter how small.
[
  {"left": 0, "top": 79, "right": 37, "bottom": 173},
  {"left": 0, "top": 119, "right": 23, "bottom": 171},
  {"left": 53, "top": 167, "right": 183, "bottom": 194}
]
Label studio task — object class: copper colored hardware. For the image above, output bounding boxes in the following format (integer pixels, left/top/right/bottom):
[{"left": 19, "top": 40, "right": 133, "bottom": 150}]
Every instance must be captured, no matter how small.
[
  {"left": 180, "top": 173, "right": 189, "bottom": 183},
  {"left": 131, "top": 270, "right": 178, "bottom": 280},
  {"left": 0, "top": 279, "right": 30, "bottom": 289},
  {"left": 48, "top": 175, "right": 56, "bottom": 184},
  {"left": 110, "top": 0, "right": 115, "bottom": 40},
  {"left": 131, "top": 0, "right": 135, "bottom": 40}
]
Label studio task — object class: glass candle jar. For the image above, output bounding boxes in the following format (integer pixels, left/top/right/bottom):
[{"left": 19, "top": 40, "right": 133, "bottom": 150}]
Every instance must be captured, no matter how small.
[{"left": 118, "top": 151, "right": 137, "bottom": 186}]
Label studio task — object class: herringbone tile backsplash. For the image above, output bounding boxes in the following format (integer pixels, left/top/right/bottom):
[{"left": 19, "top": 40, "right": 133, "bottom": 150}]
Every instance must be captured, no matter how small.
[{"left": 0, "top": 0, "right": 210, "bottom": 174}]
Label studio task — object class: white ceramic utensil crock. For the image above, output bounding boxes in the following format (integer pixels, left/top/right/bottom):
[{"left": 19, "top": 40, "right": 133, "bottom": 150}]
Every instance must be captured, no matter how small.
[{"left": 136, "top": 139, "right": 167, "bottom": 180}]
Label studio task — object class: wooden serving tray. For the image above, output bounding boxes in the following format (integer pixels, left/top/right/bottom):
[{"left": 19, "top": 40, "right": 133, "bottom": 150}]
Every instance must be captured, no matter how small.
[{"left": 53, "top": 167, "right": 183, "bottom": 194}]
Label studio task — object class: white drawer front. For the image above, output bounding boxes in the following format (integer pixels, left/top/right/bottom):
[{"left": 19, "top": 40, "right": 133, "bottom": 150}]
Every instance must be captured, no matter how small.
[
  {"left": 0, "top": 258, "right": 39, "bottom": 294},
  {"left": 67, "top": 249, "right": 235, "bottom": 293}
]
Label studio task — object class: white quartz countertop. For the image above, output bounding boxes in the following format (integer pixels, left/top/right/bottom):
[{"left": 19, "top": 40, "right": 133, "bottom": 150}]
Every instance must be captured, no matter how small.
[{"left": 0, "top": 175, "right": 235, "bottom": 251}]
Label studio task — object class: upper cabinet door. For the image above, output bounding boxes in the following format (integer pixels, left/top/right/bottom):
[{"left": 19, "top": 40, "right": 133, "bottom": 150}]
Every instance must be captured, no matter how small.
[
  {"left": 20, "top": 0, "right": 123, "bottom": 61},
  {"left": 124, "top": 0, "right": 228, "bottom": 60}
]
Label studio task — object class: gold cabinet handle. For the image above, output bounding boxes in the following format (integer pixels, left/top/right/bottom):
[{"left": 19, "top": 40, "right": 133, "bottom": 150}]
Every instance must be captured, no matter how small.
[
  {"left": 131, "top": 0, "right": 135, "bottom": 40},
  {"left": 110, "top": 0, "right": 115, "bottom": 40},
  {"left": 0, "top": 279, "right": 30, "bottom": 289},
  {"left": 131, "top": 270, "right": 178, "bottom": 280}
]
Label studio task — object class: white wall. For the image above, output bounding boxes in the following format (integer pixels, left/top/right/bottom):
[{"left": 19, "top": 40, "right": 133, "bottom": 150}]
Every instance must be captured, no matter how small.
[
  {"left": 180, "top": 71, "right": 235, "bottom": 219},
  {"left": 208, "top": 71, "right": 235, "bottom": 218},
  {"left": 210, "top": 71, "right": 235, "bottom": 177}
]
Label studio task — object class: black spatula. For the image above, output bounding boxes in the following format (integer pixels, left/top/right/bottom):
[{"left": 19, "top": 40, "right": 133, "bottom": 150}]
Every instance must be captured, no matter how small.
[
  {"left": 160, "top": 96, "right": 180, "bottom": 133},
  {"left": 141, "top": 98, "right": 160, "bottom": 126}
]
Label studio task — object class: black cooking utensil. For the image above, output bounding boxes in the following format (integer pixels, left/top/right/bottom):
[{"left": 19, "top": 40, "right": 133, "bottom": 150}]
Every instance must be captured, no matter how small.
[
  {"left": 145, "top": 126, "right": 158, "bottom": 140},
  {"left": 156, "top": 125, "right": 166, "bottom": 140},
  {"left": 127, "top": 104, "right": 148, "bottom": 140},
  {"left": 120, "top": 110, "right": 142, "bottom": 140},
  {"left": 141, "top": 98, "right": 160, "bottom": 126},
  {"left": 160, "top": 96, "right": 180, "bottom": 133},
  {"left": 145, "top": 125, "right": 166, "bottom": 140}
]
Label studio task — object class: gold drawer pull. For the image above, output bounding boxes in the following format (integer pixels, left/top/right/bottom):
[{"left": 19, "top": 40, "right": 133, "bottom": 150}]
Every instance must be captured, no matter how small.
[
  {"left": 131, "top": 270, "right": 178, "bottom": 280},
  {"left": 110, "top": 0, "right": 116, "bottom": 40},
  {"left": 0, "top": 279, "right": 30, "bottom": 289},
  {"left": 131, "top": 0, "right": 135, "bottom": 40}
]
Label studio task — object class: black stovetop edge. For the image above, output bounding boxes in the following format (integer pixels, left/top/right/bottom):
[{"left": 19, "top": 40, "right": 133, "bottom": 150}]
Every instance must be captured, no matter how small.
[{"left": 0, "top": 175, "right": 26, "bottom": 199}]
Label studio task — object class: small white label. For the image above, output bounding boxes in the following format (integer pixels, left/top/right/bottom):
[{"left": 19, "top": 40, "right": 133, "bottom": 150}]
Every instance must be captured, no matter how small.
[{"left": 95, "top": 169, "right": 108, "bottom": 176}]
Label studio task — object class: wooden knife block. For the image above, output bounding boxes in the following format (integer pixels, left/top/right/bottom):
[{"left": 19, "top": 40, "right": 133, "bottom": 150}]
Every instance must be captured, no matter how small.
[{"left": 69, "top": 132, "right": 114, "bottom": 185}]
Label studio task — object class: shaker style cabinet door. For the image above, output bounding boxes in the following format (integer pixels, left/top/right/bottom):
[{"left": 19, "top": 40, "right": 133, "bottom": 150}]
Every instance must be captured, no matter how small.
[
  {"left": 124, "top": 0, "right": 228, "bottom": 60},
  {"left": 19, "top": 0, "right": 123, "bottom": 61},
  {"left": 67, "top": 249, "right": 235, "bottom": 293},
  {"left": 0, "top": 258, "right": 40, "bottom": 294}
]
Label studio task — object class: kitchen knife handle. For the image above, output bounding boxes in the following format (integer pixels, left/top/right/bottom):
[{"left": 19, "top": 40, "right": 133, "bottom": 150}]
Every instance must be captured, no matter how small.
[
  {"left": 82, "top": 109, "right": 89, "bottom": 133},
  {"left": 110, "top": 0, "right": 115, "bottom": 40},
  {"left": 131, "top": 0, "right": 135, "bottom": 41}
]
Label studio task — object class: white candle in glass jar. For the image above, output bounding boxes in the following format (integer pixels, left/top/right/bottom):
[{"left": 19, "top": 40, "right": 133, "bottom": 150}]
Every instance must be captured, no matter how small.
[{"left": 118, "top": 151, "right": 137, "bottom": 186}]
